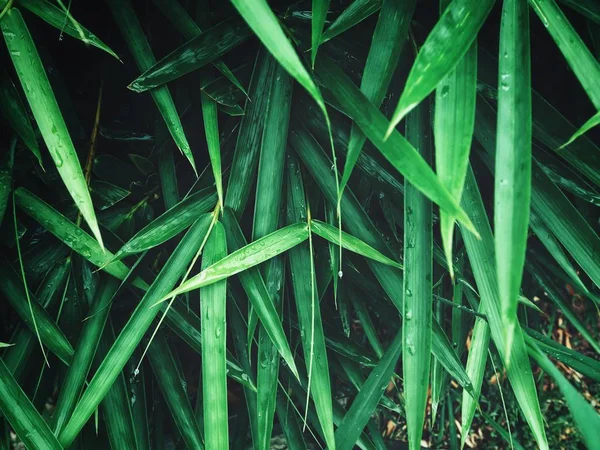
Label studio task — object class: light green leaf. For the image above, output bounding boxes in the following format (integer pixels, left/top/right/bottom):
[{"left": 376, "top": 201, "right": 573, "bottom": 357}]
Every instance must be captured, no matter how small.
[
  {"left": 559, "top": 110, "right": 600, "bottom": 149},
  {"left": 494, "top": 0, "right": 532, "bottom": 356},
  {"left": 2, "top": 8, "right": 103, "bottom": 247},
  {"left": 311, "top": 220, "right": 402, "bottom": 268},
  {"left": 385, "top": 0, "right": 495, "bottom": 135}
]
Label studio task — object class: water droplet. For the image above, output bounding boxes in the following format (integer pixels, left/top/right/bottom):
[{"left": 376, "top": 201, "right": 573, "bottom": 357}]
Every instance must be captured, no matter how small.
[
  {"left": 441, "top": 85, "right": 450, "bottom": 98},
  {"left": 215, "top": 327, "right": 222, "bottom": 338},
  {"left": 338, "top": 270, "right": 343, "bottom": 279},
  {"left": 406, "top": 310, "right": 413, "bottom": 320},
  {"left": 133, "top": 368, "right": 140, "bottom": 377}
]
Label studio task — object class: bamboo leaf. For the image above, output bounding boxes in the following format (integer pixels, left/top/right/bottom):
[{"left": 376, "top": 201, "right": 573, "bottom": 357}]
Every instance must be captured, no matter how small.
[
  {"left": 0, "top": 74, "right": 42, "bottom": 166},
  {"left": 311, "top": 220, "right": 402, "bottom": 268},
  {"left": 57, "top": 216, "right": 212, "bottom": 447},
  {"left": 114, "top": 188, "right": 216, "bottom": 260},
  {"left": 290, "top": 123, "right": 474, "bottom": 394},
  {"left": 0, "top": 359, "right": 63, "bottom": 450},
  {"left": 530, "top": 0, "right": 600, "bottom": 109},
  {"left": 1, "top": 8, "right": 103, "bottom": 246},
  {"left": 53, "top": 276, "right": 120, "bottom": 435},
  {"left": 403, "top": 101, "right": 433, "bottom": 450},
  {"left": 201, "top": 93, "right": 224, "bottom": 209},
  {"left": 312, "top": 0, "right": 330, "bottom": 67},
  {"left": 230, "top": 0, "right": 328, "bottom": 114},
  {"left": 225, "top": 50, "right": 277, "bottom": 216},
  {"left": 495, "top": 0, "right": 532, "bottom": 355},
  {"left": 435, "top": 28, "right": 477, "bottom": 277},
  {"left": 321, "top": 0, "right": 383, "bottom": 43},
  {"left": 460, "top": 165, "right": 549, "bottom": 450},
  {"left": 335, "top": 328, "right": 403, "bottom": 450},
  {"left": 560, "top": 110, "right": 600, "bottom": 149},
  {"left": 128, "top": 16, "right": 251, "bottom": 92},
  {"left": 528, "top": 343, "right": 600, "bottom": 450},
  {"left": 148, "top": 332, "right": 204, "bottom": 450},
  {"left": 286, "top": 153, "right": 335, "bottom": 450},
  {"left": 14, "top": 188, "right": 147, "bottom": 289},
  {"left": 200, "top": 222, "right": 229, "bottom": 449},
  {"left": 385, "top": 0, "right": 495, "bottom": 134},
  {"left": 341, "top": 0, "right": 415, "bottom": 195},
  {"left": 19, "top": 0, "right": 119, "bottom": 59},
  {"left": 314, "top": 55, "right": 478, "bottom": 235},
  {"left": 0, "top": 138, "right": 15, "bottom": 226},
  {"left": 106, "top": 0, "right": 196, "bottom": 173},
  {"left": 159, "top": 221, "right": 308, "bottom": 300},
  {"left": 0, "top": 257, "right": 74, "bottom": 366},
  {"left": 221, "top": 209, "right": 300, "bottom": 378}
]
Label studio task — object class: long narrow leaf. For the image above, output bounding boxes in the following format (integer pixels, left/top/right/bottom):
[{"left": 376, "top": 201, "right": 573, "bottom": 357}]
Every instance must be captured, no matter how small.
[
  {"left": 385, "top": 0, "right": 495, "bottom": 134},
  {"left": 106, "top": 0, "right": 196, "bottom": 172},
  {"left": 495, "top": 0, "right": 532, "bottom": 355},
  {"left": 403, "top": 102, "right": 433, "bottom": 450},
  {"left": 200, "top": 222, "right": 229, "bottom": 449},
  {"left": 1, "top": 8, "right": 103, "bottom": 246}
]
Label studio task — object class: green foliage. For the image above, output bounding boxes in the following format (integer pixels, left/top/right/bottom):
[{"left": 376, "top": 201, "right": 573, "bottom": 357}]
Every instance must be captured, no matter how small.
[{"left": 1, "top": 0, "right": 599, "bottom": 449}]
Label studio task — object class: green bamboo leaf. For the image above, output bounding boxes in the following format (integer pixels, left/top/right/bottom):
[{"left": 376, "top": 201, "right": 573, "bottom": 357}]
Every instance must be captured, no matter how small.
[
  {"left": 106, "top": 0, "right": 196, "bottom": 173},
  {"left": 57, "top": 216, "right": 212, "bottom": 447},
  {"left": 477, "top": 48, "right": 600, "bottom": 186},
  {"left": 0, "top": 138, "right": 15, "bottom": 227},
  {"left": 528, "top": 262, "right": 600, "bottom": 354},
  {"left": 435, "top": 26, "right": 477, "bottom": 277},
  {"left": 148, "top": 332, "right": 204, "bottom": 450},
  {"left": 321, "top": 0, "right": 383, "bottom": 43},
  {"left": 19, "top": 0, "right": 119, "bottom": 59},
  {"left": 315, "top": 55, "right": 478, "bottom": 235},
  {"left": 1, "top": 8, "right": 103, "bottom": 247},
  {"left": 226, "top": 50, "right": 277, "bottom": 216},
  {"left": 312, "top": 0, "right": 330, "bottom": 67},
  {"left": 200, "top": 222, "right": 228, "bottom": 449},
  {"left": 528, "top": 343, "right": 600, "bottom": 449},
  {"left": 460, "top": 165, "right": 549, "bottom": 450},
  {"left": 474, "top": 96, "right": 600, "bottom": 289},
  {"left": 524, "top": 329, "right": 600, "bottom": 382},
  {"left": 90, "top": 180, "right": 130, "bottom": 211},
  {"left": 252, "top": 60, "right": 292, "bottom": 450},
  {"left": 340, "top": 0, "right": 415, "bottom": 195},
  {"left": 160, "top": 301, "right": 257, "bottom": 391},
  {"left": 0, "top": 359, "right": 63, "bottom": 450},
  {"left": 559, "top": 110, "right": 600, "bottom": 149},
  {"left": 256, "top": 256, "right": 285, "bottom": 450},
  {"left": 200, "top": 93, "right": 224, "bottom": 210},
  {"left": 53, "top": 276, "right": 120, "bottom": 435},
  {"left": 14, "top": 188, "right": 147, "bottom": 289},
  {"left": 311, "top": 219, "right": 402, "bottom": 268},
  {"left": 529, "top": 212, "right": 592, "bottom": 299},
  {"left": 286, "top": 153, "right": 335, "bottom": 450},
  {"left": 385, "top": 0, "right": 495, "bottom": 134},
  {"left": 495, "top": 0, "right": 532, "bottom": 355},
  {"left": 253, "top": 64, "right": 293, "bottom": 238},
  {"left": 276, "top": 391, "right": 308, "bottom": 450},
  {"left": 152, "top": 0, "right": 248, "bottom": 95},
  {"left": 403, "top": 102, "right": 433, "bottom": 450},
  {"left": 114, "top": 189, "right": 216, "bottom": 260},
  {"left": 3, "top": 257, "right": 71, "bottom": 380},
  {"left": 96, "top": 322, "right": 139, "bottom": 450},
  {"left": 159, "top": 221, "right": 308, "bottom": 300},
  {"left": 530, "top": 0, "right": 600, "bottom": 109},
  {"left": 290, "top": 123, "right": 475, "bottom": 394},
  {"left": 335, "top": 328, "right": 403, "bottom": 450},
  {"left": 222, "top": 209, "right": 300, "bottom": 378},
  {"left": 0, "top": 75, "right": 42, "bottom": 166},
  {"left": 460, "top": 315, "right": 490, "bottom": 449},
  {"left": 128, "top": 16, "right": 251, "bottom": 92},
  {"left": 0, "top": 257, "right": 74, "bottom": 366},
  {"left": 229, "top": 0, "right": 330, "bottom": 117},
  {"left": 156, "top": 125, "right": 180, "bottom": 210}
]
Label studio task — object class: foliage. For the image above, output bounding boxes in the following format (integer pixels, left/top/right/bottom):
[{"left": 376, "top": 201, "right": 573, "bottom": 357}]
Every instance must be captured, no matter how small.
[{"left": 1, "top": 0, "right": 599, "bottom": 449}]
